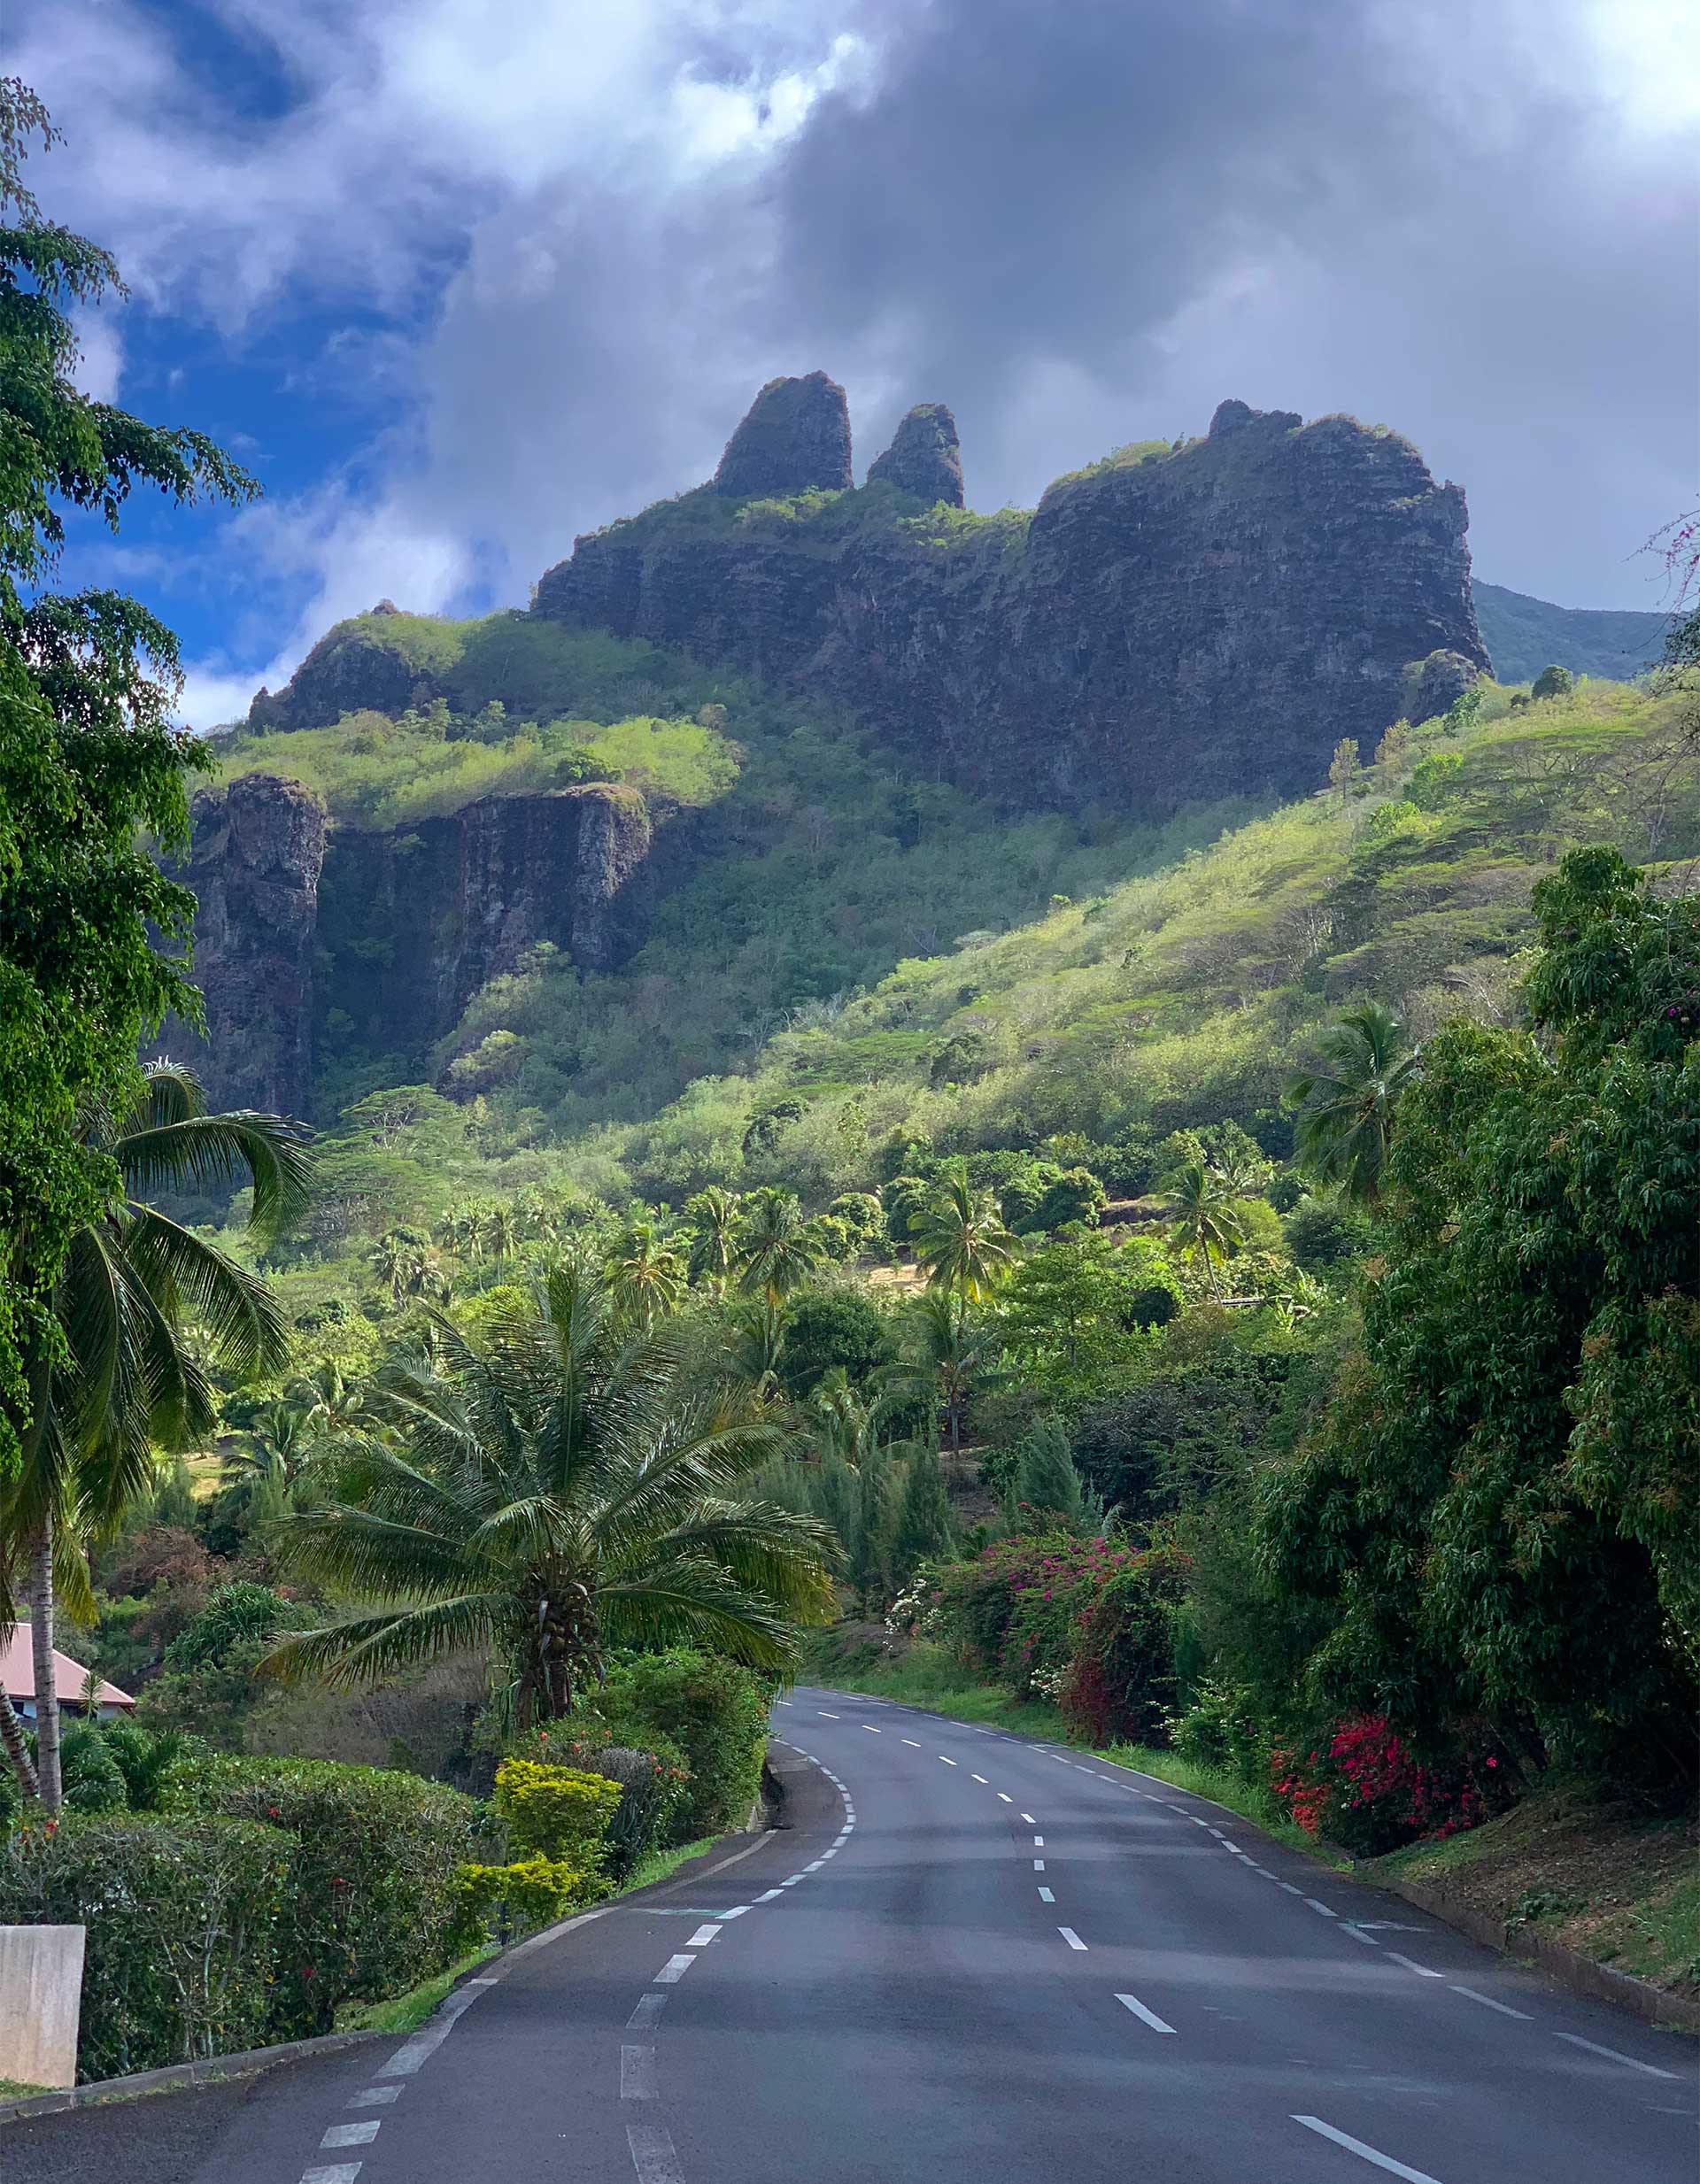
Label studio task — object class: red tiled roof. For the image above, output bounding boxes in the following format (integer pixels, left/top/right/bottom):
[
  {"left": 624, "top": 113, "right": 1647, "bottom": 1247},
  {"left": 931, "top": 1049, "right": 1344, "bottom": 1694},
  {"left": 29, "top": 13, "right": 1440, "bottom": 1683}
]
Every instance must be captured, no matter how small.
[{"left": 1, "top": 1623, "right": 135, "bottom": 1709}]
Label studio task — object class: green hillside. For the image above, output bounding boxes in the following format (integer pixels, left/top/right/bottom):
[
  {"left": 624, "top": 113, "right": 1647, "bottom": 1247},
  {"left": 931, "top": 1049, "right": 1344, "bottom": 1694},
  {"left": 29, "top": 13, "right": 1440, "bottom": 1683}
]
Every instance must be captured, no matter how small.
[{"left": 1472, "top": 579, "right": 1668, "bottom": 684}]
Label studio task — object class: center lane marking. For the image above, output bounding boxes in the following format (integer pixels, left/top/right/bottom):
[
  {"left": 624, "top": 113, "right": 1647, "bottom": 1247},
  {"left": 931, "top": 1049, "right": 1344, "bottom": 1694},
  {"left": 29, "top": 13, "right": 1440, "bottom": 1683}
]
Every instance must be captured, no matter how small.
[
  {"left": 628, "top": 2121, "right": 687, "bottom": 2184},
  {"left": 654, "top": 1954, "right": 696, "bottom": 1982},
  {"left": 1116, "top": 1993, "right": 1176, "bottom": 2035},
  {"left": 939, "top": 1756, "right": 957, "bottom": 1766},
  {"left": 1058, "top": 1926, "right": 1087, "bottom": 1950},
  {"left": 1291, "top": 2116, "right": 1446, "bottom": 2183},
  {"left": 621, "top": 2046, "right": 659, "bottom": 2100}
]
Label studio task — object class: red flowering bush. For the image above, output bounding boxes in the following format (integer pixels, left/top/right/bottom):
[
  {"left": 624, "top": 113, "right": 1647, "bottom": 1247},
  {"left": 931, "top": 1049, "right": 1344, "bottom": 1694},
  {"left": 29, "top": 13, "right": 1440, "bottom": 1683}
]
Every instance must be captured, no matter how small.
[
  {"left": 1271, "top": 1715, "right": 1514, "bottom": 1855},
  {"left": 1059, "top": 1540, "right": 1190, "bottom": 1745}
]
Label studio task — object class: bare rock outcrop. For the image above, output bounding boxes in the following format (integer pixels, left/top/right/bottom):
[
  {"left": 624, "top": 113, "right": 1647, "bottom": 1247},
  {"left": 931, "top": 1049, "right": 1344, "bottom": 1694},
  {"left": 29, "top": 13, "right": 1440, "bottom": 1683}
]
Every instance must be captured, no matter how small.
[
  {"left": 713, "top": 372, "right": 853, "bottom": 499},
  {"left": 866, "top": 404, "right": 964, "bottom": 507}
]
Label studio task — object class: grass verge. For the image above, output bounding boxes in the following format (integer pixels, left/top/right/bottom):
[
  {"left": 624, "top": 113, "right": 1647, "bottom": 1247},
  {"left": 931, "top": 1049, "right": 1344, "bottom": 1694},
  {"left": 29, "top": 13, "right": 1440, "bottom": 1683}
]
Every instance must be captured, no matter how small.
[
  {"left": 335, "top": 1833, "right": 725, "bottom": 2037},
  {"left": 0, "top": 2080, "right": 48, "bottom": 2102}
]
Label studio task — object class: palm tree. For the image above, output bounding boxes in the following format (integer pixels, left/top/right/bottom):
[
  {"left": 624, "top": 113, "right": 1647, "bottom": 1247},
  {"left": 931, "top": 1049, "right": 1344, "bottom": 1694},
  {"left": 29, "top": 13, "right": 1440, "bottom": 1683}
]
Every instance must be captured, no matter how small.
[
  {"left": 684, "top": 1186, "right": 743, "bottom": 1293},
  {"left": 435, "top": 1201, "right": 484, "bottom": 1262},
  {"left": 481, "top": 1201, "right": 522, "bottom": 1262},
  {"left": 604, "top": 1220, "right": 689, "bottom": 1331},
  {"left": 1284, "top": 1001, "right": 1418, "bottom": 1202},
  {"left": 1161, "top": 1159, "right": 1244, "bottom": 1297},
  {"left": 264, "top": 1267, "right": 836, "bottom": 1725},
  {"left": 736, "top": 1190, "right": 821, "bottom": 1306},
  {"left": 908, "top": 1161, "right": 1017, "bottom": 1301},
  {"left": 368, "top": 1227, "right": 439, "bottom": 1306},
  {"left": 1, "top": 1061, "right": 310, "bottom": 1808},
  {"left": 885, "top": 1290, "right": 1002, "bottom": 1455}
]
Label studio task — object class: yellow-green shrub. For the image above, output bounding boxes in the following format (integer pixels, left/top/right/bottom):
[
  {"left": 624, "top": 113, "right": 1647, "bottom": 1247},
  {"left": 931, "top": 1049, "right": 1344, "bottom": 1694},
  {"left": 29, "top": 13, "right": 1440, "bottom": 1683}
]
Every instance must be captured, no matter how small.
[
  {"left": 492, "top": 1759, "right": 622, "bottom": 1868},
  {"left": 456, "top": 1853, "right": 588, "bottom": 1930}
]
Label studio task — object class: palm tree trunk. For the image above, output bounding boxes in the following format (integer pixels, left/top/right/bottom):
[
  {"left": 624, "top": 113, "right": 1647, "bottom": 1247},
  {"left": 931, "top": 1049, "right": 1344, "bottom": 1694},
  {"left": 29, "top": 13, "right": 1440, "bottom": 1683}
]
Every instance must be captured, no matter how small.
[
  {"left": 27, "top": 1509, "right": 62, "bottom": 1814},
  {"left": 0, "top": 1678, "right": 39, "bottom": 1801}
]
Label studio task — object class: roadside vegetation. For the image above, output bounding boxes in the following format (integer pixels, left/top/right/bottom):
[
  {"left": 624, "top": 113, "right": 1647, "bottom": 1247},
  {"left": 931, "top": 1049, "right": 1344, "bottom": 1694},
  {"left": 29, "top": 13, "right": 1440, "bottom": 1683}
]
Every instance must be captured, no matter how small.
[{"left": 1, "top": 70, "right": 1696, "bottom": 2099}]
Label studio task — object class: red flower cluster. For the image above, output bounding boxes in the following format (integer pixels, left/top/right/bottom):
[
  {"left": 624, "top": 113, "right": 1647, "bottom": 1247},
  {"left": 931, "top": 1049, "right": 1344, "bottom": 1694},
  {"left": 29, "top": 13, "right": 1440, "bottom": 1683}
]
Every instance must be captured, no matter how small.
[{"left": 1271, "top": 1715, "right": 1511, "bottom": 1855}]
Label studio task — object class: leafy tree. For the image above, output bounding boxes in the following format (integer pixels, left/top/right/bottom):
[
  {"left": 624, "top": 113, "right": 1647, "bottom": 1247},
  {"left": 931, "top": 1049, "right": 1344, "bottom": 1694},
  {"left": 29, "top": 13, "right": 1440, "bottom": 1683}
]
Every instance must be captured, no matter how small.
[
  {"left": 0, "top": 81, "right": 258, "bottom": 1486},
  {"left": 777, "top": 1287, "right": 891, "bottom": 1399},
  {"left": 267, "top": 1267, "right": 835, "bottom": 1725},
  {"left": 908, "top": 1159, "right": 1018, "bottom": 1300},
  {"left": 1326, "top": 737, "right": 1363, "bottom": 794},
  {"left": 891, "top": 1444, "right": 954, "bottom": 1582},
  {"left": 1259, "top": 849, "right": 1700, "bottom": 1784},
  {"left": 735, "top": 1189, "right": 821, "bottom": 1305},
  {"left": 1011, "top": 1416, "right": 1088, "bottom": 1529},
  {"left": 1284, "top": 1002, "right": 1418, "bottom": 1202},
  {"left": 1531, "top": 663, "right": 1574, "bottom": 701},
  {"left": 1, "top": 1061, "right": 307, "bottom": 1808}
]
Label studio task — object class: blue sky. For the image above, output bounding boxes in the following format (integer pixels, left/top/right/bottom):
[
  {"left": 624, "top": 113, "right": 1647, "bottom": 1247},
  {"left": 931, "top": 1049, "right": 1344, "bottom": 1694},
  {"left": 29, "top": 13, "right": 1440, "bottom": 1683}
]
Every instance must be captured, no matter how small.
[{"left": 12, "top": 0, "right": 1698, "bottom": 725}]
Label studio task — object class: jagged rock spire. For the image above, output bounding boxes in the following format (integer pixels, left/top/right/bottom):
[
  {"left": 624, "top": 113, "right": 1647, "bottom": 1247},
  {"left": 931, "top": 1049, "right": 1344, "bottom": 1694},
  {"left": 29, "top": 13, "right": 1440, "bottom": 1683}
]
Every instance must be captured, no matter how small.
[
  {"left": 866, "top": 403, "right": 964, "bottom": 507},
  {"left": 713, "top": 372, "right": 853, "bottom": 498}
]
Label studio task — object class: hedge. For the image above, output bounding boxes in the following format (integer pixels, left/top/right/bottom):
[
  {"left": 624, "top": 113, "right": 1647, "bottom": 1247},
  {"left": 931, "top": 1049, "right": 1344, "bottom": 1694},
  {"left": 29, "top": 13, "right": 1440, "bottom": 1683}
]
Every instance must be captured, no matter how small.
[
  {"left": 171, "top": 1755, "right": 486, "bottom": 2037},
  {"left": 0, "top": 1815, "right": 290, "bottom": 2081}
]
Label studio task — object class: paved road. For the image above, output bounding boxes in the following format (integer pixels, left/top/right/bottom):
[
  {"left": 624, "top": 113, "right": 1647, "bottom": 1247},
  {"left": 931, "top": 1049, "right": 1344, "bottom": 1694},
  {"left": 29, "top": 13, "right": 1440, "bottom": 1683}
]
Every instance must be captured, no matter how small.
[{"left": 10, "top": 1686, "right": 1696, "bottom": 2183}]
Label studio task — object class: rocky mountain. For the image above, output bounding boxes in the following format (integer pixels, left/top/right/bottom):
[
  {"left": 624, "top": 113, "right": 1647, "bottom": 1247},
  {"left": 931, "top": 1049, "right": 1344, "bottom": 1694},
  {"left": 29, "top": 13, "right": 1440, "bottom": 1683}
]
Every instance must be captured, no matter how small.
[
  {"left": 191, "top": 371, "right": 1499, "bottom": 1113},
  {"left": 538, "top": 378, "right": 1488, "bottom": 812}
]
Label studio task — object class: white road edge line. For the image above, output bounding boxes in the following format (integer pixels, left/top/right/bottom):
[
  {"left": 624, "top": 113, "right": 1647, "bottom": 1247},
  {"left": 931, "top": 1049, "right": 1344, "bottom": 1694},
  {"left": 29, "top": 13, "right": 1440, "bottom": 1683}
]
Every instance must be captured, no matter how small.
[
  {"left": 1387, "top": 1952, "right": 1443, "bottom": 1978},
  {"left": 1058, "top": 1925, "right": 1087, "bottom": 1950},
  {"left": 377, "top": 1979, "right": 494, "bottom": 2078},
  {"left": 1291, "top": 2115, "right": 1446, "bottom": 2183},
  {"left": 1552, "top": 2031, "right": 1679, "bottom": 2080},
  {"left": 1448, "top": 1984, "right": 1531, "bottom": 2019},
  {"left": 1303, "top": 1897, "right": 1339, "bottom": 1918},
  {"left": 1115, "top": 1993, "right": 1176, "bottom": 2034}
]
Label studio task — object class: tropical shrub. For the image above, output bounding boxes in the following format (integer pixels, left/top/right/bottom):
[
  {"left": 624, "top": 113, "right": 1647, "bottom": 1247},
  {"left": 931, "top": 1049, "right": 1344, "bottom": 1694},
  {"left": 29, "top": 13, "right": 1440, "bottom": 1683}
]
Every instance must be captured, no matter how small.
[
  {"left": 174, "top": 1756, "right": 484, "bottom": 2036},
  {"left": 0, "top": 1815, "right": 290, "bottom": 2080},
  {"left": 1270, "top": 1716, "right": 1514, "bottom": 1856},
  {"left": 515, "top": 1728, "right": 691, "bottom": 1879},
  {"left": 575, "top": 1650, "right": 769, "bottom": 1840},
  {"left": 492, "top": 1758, "right": 622, "bottom": 1867},
  {"left": 1059, "top": 1540, "right": 1189, "bottom": 1745}
]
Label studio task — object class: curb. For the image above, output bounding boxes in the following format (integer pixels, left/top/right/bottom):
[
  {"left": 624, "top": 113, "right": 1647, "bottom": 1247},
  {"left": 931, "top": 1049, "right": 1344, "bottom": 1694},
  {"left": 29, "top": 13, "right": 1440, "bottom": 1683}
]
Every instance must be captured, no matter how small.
[
  {"left": 0, "top": 2029, "right": 380, "bottom": 2126},
  {"left": 1369, "top": 1868, "right": 1700, "bottom": 2034},
  {"left": 1, "top": 1796, "right": 786, "bottom": 2132}
]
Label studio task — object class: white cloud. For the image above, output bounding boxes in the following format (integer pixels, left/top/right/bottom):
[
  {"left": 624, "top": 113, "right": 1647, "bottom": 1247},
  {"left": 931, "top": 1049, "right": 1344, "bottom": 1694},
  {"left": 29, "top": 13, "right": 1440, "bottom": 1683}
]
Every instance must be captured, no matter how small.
[
  {"left": 14, "top": 0, "right": 1698, "bottom": 730},
  {"left": 69, "top": 306, "right": 124, "bottom": 401}
]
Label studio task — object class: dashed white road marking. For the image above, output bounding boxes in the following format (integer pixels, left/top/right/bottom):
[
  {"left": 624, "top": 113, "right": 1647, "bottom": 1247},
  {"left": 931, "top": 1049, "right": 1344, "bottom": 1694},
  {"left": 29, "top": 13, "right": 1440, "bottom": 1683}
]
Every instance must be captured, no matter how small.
[
  {"left": 755, "top": 1887, "right": 784, "bottom": 1902},
  {"left": 378, "top": 1979, "right": 494, "bottom": 2077},
  {"left": 1219, "top": 1840, "right": 1241, "bottom": 1853},
  {"left": 972, "top": 1772, "right": 989, "bottom": 1782},
  {"left": 1020, "top": 1812, "right": 1035, "bottom": 1824},
  {"left": 349, "top": 2087, "right": 399, "bottom": 2107},
  {"left": 686, "top": 1925, "right": 720, "bottom": 1947},
  {"left": 654, "top": 1954, "right": 697, "bottom": 1982},
  {"left": 321, "top": 2123, "right": 381, "bottom": 2148},
  {"left": 1553, "top": 2032, "right": 1679, "bottom": 2080},
  {"left": 901, "top": 1739, "right": 922, "bottom": 1747},
  {"left": 1447, "top": 1984, "right": 1531, "bottom": 2020},
  {"left": 1038, "top": 1886, "right": 1055, "bottom": 1902},
  {"left": 1033, "top": 1859, "right": 1045, "bottom": 1871},
  {"left": 817, "top": 1710, "right": 840, "bottom": 1718},
  {"left": 718, "top": 1904, "right": 750, "bottom": 1918},
  {"left": 997, "top": 1793, "right": 1012, "bottom": 1803},
  {"left": 1279, "top": 1882, "right": 1303, "bottom": 1895},
  {"left": 863, "top": 1724, "right": 881, "bottom": 1733},
  {"left": 1116, "top": 1992, "right": 1177, "bottom": 2035},
  {"left": 1291, "top": 2116, "right": 1446, "bottom": 2182},
  {"left": 1387, "top": 1952, "right": 1442, "bottom": 1978},
  {"left": 939, "top": 1756, "right": 958, "bottom": 1766},
  {"left": 300, "top": 2167, "right": 363, "bottom": 2184},
  {"left": 1303, "top": 1897, "right": 1339, "bottom": 1918},
  {"left": 1033, "top": 1834, "right": 1044, "bottom": 1847},
  {"left": 1058, "top": 1925, "right": 1087, "bottom": 1950},
  {"left": 621, "top": 2045, "right": 659, "bottom": 2100},
  {"left": 1341, "top": 1924, "right": 1381, "bottom": 1947},
  {"left": 628, "top": 1992, "right": 668, "bottom": 2030},
  {"left": 628, "top": 2119, "right": 687, "bottom": 2184}
]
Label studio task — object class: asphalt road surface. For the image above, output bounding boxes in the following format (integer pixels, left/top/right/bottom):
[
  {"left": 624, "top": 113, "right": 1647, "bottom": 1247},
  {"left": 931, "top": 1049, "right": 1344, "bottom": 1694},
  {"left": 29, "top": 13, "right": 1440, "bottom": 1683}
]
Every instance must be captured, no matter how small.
[{"left": 9, "top": 1686, "right": 1696, "bottom": 2184}]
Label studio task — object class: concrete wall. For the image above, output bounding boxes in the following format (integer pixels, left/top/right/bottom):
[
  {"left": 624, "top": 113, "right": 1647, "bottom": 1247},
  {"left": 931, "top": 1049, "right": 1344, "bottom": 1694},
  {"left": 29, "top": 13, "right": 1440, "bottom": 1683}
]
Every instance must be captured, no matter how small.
[{"left": 0, "top": 1925, "right": 85, "bottom": 2088}]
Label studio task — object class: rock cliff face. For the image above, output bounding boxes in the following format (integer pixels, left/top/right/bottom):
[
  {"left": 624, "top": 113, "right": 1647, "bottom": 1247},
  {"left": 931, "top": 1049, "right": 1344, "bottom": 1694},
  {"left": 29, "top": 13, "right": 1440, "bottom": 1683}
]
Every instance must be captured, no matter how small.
[
  {"left": 173, "top": 776, "right": 653, "bottom": 1115},
  {"left": 248, "top": 601, "right": 444, "bottom": 731},
  {"left": 160, "top": 772, "right": 328, "bottom": 1115},
  {"left": 539, "top": 383, "right": 1487, "bottom": 812},
  {"left": 317, "top": 783, "right": 652, "bottom": 1065}
]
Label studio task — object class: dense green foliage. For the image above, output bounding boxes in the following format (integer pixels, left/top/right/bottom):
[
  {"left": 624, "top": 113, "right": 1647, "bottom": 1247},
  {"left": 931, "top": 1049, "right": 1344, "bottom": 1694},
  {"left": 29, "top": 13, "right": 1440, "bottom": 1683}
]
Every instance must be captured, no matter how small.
[{"left": 568, "top": 1648, "right": 771, "bottom": 1839}]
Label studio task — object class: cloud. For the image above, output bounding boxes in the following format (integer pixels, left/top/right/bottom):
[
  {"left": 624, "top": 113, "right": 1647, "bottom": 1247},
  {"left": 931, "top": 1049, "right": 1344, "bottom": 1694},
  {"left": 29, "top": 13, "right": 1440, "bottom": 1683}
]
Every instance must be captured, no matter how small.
[{"left": 15, "top": 0, "right": 1698, "bottom": 724}]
